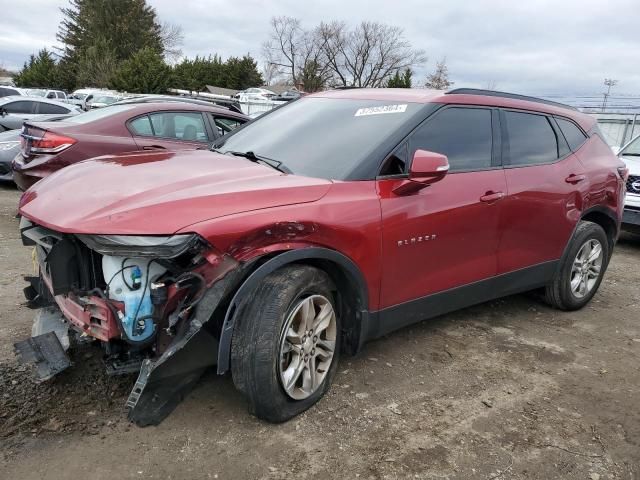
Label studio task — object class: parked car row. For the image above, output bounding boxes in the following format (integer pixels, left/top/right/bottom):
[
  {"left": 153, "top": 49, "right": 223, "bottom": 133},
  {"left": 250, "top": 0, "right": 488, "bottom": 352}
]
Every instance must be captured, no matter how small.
[
  {"left": 13, "top": 100, "right": 248, "bottom": 189},
  {"left": 0, "top": 96, "right": 82, "bottom": 131},
  {"left": 14, "top": 87, "right": 628, "bottom": 428}
]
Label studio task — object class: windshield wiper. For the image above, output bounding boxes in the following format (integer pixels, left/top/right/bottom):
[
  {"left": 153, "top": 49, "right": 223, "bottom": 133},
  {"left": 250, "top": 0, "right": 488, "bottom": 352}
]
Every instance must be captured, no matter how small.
[{"left": 226, "top": 150, "right": 291, "bottom": 174}]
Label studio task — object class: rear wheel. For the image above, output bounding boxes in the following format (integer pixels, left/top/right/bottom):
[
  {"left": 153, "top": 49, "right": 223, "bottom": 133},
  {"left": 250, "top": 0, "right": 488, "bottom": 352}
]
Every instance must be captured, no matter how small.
[
  {"left": 230, "top": 265, "right": 340, "bottom": 422},
  {"left": 545, "top": 221, "right": 609, "bottom": 310}
]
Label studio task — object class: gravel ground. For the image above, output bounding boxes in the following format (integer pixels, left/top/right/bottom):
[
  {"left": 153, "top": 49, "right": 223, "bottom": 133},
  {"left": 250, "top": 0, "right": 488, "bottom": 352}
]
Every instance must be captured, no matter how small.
[{"left": 0, "top": 182, "right": 639, "bottom": 480}]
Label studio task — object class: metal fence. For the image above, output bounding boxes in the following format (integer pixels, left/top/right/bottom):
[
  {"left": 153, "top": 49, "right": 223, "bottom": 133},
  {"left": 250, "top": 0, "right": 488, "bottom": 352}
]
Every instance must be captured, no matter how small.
[
  {"left": 591, "top": 113, "right": 639, "bottom": 149},
  {"left": 238, "top": 100, "right": 284, "bottom": 117}
]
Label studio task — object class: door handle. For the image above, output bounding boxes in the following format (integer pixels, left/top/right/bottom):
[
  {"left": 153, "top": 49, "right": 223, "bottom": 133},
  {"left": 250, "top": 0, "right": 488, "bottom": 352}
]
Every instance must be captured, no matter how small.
[
  {"left": 565, "top": 174, "right": 586, "bottom": 184},
  {"left": 480, "top": 191, "right": 505, "bottom": 203},
  {"left": 142, "top": 145, "right": 166, "bottom": 150}
]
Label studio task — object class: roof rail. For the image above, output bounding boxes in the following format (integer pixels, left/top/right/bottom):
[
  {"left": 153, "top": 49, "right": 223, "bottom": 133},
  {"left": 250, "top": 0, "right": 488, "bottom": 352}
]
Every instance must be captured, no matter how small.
[{"left": 446, "top": 88, "right": 577, "bottom": 111}]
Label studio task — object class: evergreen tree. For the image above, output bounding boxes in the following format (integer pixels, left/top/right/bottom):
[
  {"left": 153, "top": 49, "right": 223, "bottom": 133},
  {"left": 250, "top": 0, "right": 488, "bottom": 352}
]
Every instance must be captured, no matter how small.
[
  {"left": 13, "top": 49, "right": 61, "bottom": 88},
  {"left": 224, "top": 55, "right": 263, "bottom": 90},
  {"left": 172, "top": 55, "right": 225, "bottom": 91},
  {"left": 57, "top": 0, "right": 163, "bottom": 63},
  {"left": 110, "top": 47, "right": 172, "bottom": 93},
  {"left": 75, "top": 37, "right": 119, "bottom": 87},
  {"left": 386, "top": 68, "right": 412, "bottom": 88}
]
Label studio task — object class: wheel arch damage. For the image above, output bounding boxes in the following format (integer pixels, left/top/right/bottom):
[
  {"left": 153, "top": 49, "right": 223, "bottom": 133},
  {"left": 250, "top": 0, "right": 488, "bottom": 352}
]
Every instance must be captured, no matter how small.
[
  {"left": 128, "top": 245, "right": 370, "bottom": 426},
  {"left": 215, "top": 246, "right": 371, "bottom": 376}
]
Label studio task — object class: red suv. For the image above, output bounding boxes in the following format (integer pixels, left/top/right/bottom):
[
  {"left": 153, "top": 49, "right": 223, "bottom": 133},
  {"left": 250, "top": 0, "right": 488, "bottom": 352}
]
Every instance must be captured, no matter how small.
[
  {"left": 16, "top": 88, "right": 626, "bottom": 426},
  {"left": 12, "top": 101, "right": 248, "bottom": 190}
]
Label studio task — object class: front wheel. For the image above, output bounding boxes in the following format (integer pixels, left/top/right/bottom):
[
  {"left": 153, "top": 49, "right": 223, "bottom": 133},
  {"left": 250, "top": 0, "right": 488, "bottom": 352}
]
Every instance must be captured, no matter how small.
[
  {"left": 545, "top": 221, "right": 609, "bottom": 310},
  {"left": 231, "top": 265, "right": 340, "bottom": 422}
]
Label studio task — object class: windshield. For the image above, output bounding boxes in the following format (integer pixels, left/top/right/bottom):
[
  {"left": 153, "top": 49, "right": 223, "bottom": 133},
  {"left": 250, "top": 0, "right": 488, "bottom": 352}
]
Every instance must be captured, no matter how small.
[
  {"left": 216, "top": 97, "right": 425, "bottom": 180},
  {"left": 27, "top": 89, "right": 46, "bottom": 97},
  {"left": 621, "top": 135, "right": 640, "bottom": 156},
  {"left": 65, "top": 104, "right": 135, "bottom": 124}
]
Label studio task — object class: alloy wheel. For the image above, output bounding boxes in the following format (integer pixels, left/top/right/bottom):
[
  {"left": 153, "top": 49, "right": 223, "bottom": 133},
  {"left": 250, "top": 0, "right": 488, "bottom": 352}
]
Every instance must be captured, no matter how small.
[
  {"left": 278, "top": 294, "right": 337, "bottom": 400},
  {"left": 570, "top": 239, "right": 603, "bottom": 299}
]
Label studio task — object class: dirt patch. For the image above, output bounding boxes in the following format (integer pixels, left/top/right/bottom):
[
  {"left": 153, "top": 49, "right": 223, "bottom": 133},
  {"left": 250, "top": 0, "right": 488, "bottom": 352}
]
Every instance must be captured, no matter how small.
[
  {"left": 0, "top": 343, "right": 134, "bottom": 447},
  {"left": 0, "top": 182, "right": 639, "bottom": 479}
]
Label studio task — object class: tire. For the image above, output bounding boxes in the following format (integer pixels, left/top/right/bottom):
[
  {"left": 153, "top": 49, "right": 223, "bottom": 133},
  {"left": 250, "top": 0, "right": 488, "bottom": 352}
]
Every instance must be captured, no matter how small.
[
  {"left": 545, "top": 221, "right": 609, "bottom": 311},
  {"left": 230, "top": 265, "right": 340, "bottom": 422}
]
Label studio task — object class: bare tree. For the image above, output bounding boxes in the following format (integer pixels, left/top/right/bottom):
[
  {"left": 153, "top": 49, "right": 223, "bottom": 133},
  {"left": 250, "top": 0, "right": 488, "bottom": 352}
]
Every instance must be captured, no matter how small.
[
  {"left": 262, "top": 16, "right": 304, "bottom": 86},
  {"left": 424, "top": 58, "right": 453, "bottom": 90},
  {"left": 321, "top": 21, "right": 425, "bottom": 88},
  {"left": 160, "top": 22, "right": 184, "bottom": 64},
  {"left": 485, "top": 79, "right": 499, "bottom": 90},
  {"left": 263, "top": 17, "right": 425, "bottom": 91},
  {"left": 261, "top": 61, "right": 282, "bottom": 86}
]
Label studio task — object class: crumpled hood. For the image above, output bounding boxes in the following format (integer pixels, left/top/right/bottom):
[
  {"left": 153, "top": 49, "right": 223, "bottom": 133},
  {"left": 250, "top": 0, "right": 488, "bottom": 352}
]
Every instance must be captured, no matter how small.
[{"left": 19, "top": 149, "right": 332, "bottom": 234}]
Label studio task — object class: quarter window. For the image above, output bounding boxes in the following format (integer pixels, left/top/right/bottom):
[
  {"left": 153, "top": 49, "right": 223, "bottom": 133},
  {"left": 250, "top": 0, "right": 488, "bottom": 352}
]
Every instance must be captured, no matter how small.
[
  {"left": 504, "top": 111, "right": 558, "bottom": 166},
  {"left": 409, "top": 107, "right": 493, "bottom": 171},
  {"left": 556, "top": 118, "right": 587, "bottom": 151},
  {"left": 129, "top": 115, "right": 154, "bottom": 136}
]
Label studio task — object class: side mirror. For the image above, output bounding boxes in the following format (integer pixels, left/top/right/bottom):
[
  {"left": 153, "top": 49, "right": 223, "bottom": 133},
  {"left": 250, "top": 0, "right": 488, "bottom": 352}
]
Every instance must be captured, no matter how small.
[
  {"left": 393, "top": 149, "right": 449, "bottom": 195},
  {"left": 0, "top": 107, "right": 6, "bottom": 117}
]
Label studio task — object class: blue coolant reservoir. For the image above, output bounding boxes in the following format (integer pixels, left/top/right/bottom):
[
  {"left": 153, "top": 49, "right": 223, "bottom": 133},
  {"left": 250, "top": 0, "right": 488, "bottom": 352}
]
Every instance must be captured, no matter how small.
[{"left": 102, "top": 256, "right": 165, "bottom": 342}]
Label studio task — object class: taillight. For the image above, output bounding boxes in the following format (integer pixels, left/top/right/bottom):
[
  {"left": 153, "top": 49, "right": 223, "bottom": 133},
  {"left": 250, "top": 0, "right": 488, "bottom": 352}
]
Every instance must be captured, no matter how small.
[{"left": 30, "top": 131, "right": 76, "bottom": 154}]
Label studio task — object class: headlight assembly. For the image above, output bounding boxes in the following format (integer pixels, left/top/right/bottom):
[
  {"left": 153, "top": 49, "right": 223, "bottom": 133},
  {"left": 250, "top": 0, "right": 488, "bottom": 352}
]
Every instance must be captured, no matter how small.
[{"left": 77, "top": 233, "right": 202, "bottom": 258}]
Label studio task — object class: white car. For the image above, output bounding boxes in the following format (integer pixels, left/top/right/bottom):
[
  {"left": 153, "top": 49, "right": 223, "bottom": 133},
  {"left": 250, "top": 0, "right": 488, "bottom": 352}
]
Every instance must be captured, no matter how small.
[
  {"left": 0, "top": 96, "right": 82, "bottom": 131},
  {"left": 24, "top": 88, "right": 68, "bottom": 101},
  {"left": 234, "top": 88, "right": 276, "bottom": 102},
  {"left": 619, "top": 134, "right": 640, "bottom": 232}
]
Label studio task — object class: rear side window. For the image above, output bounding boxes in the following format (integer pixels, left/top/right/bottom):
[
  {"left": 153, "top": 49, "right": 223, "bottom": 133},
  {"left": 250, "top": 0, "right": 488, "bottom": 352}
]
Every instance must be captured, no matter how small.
[
  {"left": 503, "top": 111, "right": 558, "bottom": 166},
  {"left": 556, "top": 118, "right": 587, "bottom": 151},
  {"left": 3, "top": 101, "right": 35, "bottom": 114},
  {"left": 149, "top": 112, "right": 207, "bottom": 142},
  {"left": 37, "top": 103, "right": 70, "bottom": 114},
  {"left": 409, "top": 107, "right": 493, "bottom": 172}
]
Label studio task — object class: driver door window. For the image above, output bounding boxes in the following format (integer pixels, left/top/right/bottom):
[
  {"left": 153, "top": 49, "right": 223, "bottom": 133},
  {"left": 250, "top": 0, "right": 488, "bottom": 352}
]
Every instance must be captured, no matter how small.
[{"left": 149, "top": 112, "right": 208, "bottom": 142}]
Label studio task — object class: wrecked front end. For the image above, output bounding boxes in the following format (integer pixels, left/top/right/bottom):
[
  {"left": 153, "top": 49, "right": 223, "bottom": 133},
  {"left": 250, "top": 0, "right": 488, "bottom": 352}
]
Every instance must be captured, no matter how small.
[{"left": 16, "top": 217, "right": 244, "bottom": 426}]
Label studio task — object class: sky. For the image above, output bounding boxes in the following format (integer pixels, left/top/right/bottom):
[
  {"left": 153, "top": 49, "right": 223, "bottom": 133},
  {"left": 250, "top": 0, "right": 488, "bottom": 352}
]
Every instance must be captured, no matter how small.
[{"left": 1, "top": 0, "right": 639, "bottom": 96}]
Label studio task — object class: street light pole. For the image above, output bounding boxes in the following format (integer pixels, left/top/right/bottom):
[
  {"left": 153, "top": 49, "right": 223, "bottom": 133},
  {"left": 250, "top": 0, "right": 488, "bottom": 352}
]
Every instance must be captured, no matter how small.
[{"left": 602, "top": 78, "right": 618, "bottom": 112}]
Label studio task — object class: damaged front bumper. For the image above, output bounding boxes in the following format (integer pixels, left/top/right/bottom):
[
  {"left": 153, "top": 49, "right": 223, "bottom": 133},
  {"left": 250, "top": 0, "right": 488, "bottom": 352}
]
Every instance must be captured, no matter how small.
[{"left": 16, "top": 218, "right": 247, "bottom": 426}]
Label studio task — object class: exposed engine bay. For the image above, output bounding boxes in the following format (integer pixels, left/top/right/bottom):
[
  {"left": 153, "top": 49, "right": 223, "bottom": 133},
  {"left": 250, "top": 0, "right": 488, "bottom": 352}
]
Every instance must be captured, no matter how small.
[{"left": 16, "top": 216, "right": 243, "bottom": 426}]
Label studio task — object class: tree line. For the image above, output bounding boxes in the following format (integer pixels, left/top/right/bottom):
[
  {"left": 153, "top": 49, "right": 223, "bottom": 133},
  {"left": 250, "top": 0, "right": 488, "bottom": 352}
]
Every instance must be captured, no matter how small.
[
  {"left": 13, "top": 0, "right": 263, "bottom": 93},
  {"left": 13, "top": 1, "right": 452, "bottom": 94}
]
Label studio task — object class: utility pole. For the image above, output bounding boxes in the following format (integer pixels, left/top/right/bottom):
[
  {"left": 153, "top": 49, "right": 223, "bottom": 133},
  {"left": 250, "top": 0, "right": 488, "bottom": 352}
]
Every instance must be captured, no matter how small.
[{"left": 602, "top": 78, "right": 618, "bottom": 112}]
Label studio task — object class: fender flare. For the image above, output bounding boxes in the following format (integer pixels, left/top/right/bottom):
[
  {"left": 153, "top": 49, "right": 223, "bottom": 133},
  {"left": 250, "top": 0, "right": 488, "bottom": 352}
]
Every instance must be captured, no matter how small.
[
  {"left": 216, "top": 247, "right": 369, "bottom": 374},
  {"left": 556, "top": 205, "right": 620, "bottom": 276}
]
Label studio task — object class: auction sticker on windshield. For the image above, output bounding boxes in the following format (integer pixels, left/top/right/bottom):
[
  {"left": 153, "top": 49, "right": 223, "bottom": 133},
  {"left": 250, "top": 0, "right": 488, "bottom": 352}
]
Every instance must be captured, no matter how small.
[{"left": 354, "top": 104, "right": 408, "bottom": 117}]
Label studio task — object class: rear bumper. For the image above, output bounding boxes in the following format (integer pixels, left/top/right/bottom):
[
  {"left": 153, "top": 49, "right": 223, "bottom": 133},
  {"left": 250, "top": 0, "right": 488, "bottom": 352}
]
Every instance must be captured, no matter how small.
[{"left": 11, "top": 164, "right": 42, "bottom": 191}]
